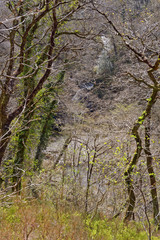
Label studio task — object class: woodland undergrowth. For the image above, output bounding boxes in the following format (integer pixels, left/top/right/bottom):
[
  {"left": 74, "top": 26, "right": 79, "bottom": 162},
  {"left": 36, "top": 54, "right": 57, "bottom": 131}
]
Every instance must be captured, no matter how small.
[{"left": 0, "top": 193, "right": 160, "bottom": 240}]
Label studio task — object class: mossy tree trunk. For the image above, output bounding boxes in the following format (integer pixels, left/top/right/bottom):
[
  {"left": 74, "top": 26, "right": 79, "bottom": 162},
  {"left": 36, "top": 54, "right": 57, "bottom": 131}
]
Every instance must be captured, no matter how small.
[
  {"left": 124, "top": 88, "right": 158, "bottom": 222},
  {"left": 12, "top": 20, "right": 38, "bottom": 192},
  {"left": 144, "top": 114, "right": 160, "bottom": 228},
  {"left": 33, "top": 100, "right": 57, "bottom": 172}
]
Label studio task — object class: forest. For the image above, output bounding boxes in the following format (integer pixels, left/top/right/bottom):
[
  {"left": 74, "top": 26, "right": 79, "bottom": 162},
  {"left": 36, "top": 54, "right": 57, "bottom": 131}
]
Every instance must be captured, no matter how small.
[{"left": 0, "top": 0, "right": 160, "bottom": 239}]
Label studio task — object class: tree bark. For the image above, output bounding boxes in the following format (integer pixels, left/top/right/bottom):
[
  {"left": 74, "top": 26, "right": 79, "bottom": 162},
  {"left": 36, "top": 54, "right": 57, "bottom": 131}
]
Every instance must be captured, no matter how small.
[
  {"left": 34, "top": 100, "right": 57, "bottom": 172},
  {"left": 124, "top": 129, "right": 142, "bottom": 222},
  {"left": 144, "top": 114, "right": 160, "bottom": 228}
]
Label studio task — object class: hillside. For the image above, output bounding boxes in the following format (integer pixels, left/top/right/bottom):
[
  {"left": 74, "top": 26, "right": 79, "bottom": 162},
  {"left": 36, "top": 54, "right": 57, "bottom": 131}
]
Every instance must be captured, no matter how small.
[{"left": 0, "top": 0, "right": 160, "bottom": 239}]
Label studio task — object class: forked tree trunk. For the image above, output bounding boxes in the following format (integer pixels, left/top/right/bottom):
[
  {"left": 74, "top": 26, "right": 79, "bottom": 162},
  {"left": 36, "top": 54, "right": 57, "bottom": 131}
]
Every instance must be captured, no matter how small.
[{"left": 124, "top": 88, "right": 158, "bottom": 222}]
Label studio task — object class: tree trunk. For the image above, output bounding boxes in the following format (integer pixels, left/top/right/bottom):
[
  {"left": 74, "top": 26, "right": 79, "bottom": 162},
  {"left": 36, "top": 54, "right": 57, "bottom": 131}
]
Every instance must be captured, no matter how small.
[
  {"left": 144, "top": 114, "right": 160, "bottom": 228},
  {"left": 12, "top": 125, "right": 30, "bottom": 193},
  {"left": 34, "top": 100, "right": 57, "bottom": 172},
  {"left": 0, "top": 126, "right": 11, "bottom": 186},
  {"left": 124, "top": 129, "right": 142, "bottom": 222}
]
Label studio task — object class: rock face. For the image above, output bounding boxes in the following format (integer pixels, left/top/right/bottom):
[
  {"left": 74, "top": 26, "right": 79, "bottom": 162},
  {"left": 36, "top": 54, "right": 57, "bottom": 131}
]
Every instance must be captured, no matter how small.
[{"left": 96, "top": 36, "right": 114, "bottom": 77}]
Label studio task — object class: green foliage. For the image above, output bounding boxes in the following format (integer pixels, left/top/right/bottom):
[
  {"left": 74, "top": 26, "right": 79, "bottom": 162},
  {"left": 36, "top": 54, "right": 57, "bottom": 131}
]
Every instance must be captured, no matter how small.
[
  {"left": 147, "top": 98, "right": 152, "bottom": 102},
  {"left": 86, "top": 216, "right": 112, "bottom": 239},
  {"left": 5, "top": 205, "right": 21, "bottom": 224},
  {"left": 85, "top": 216, "right": 160, "bottom": 240}
]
